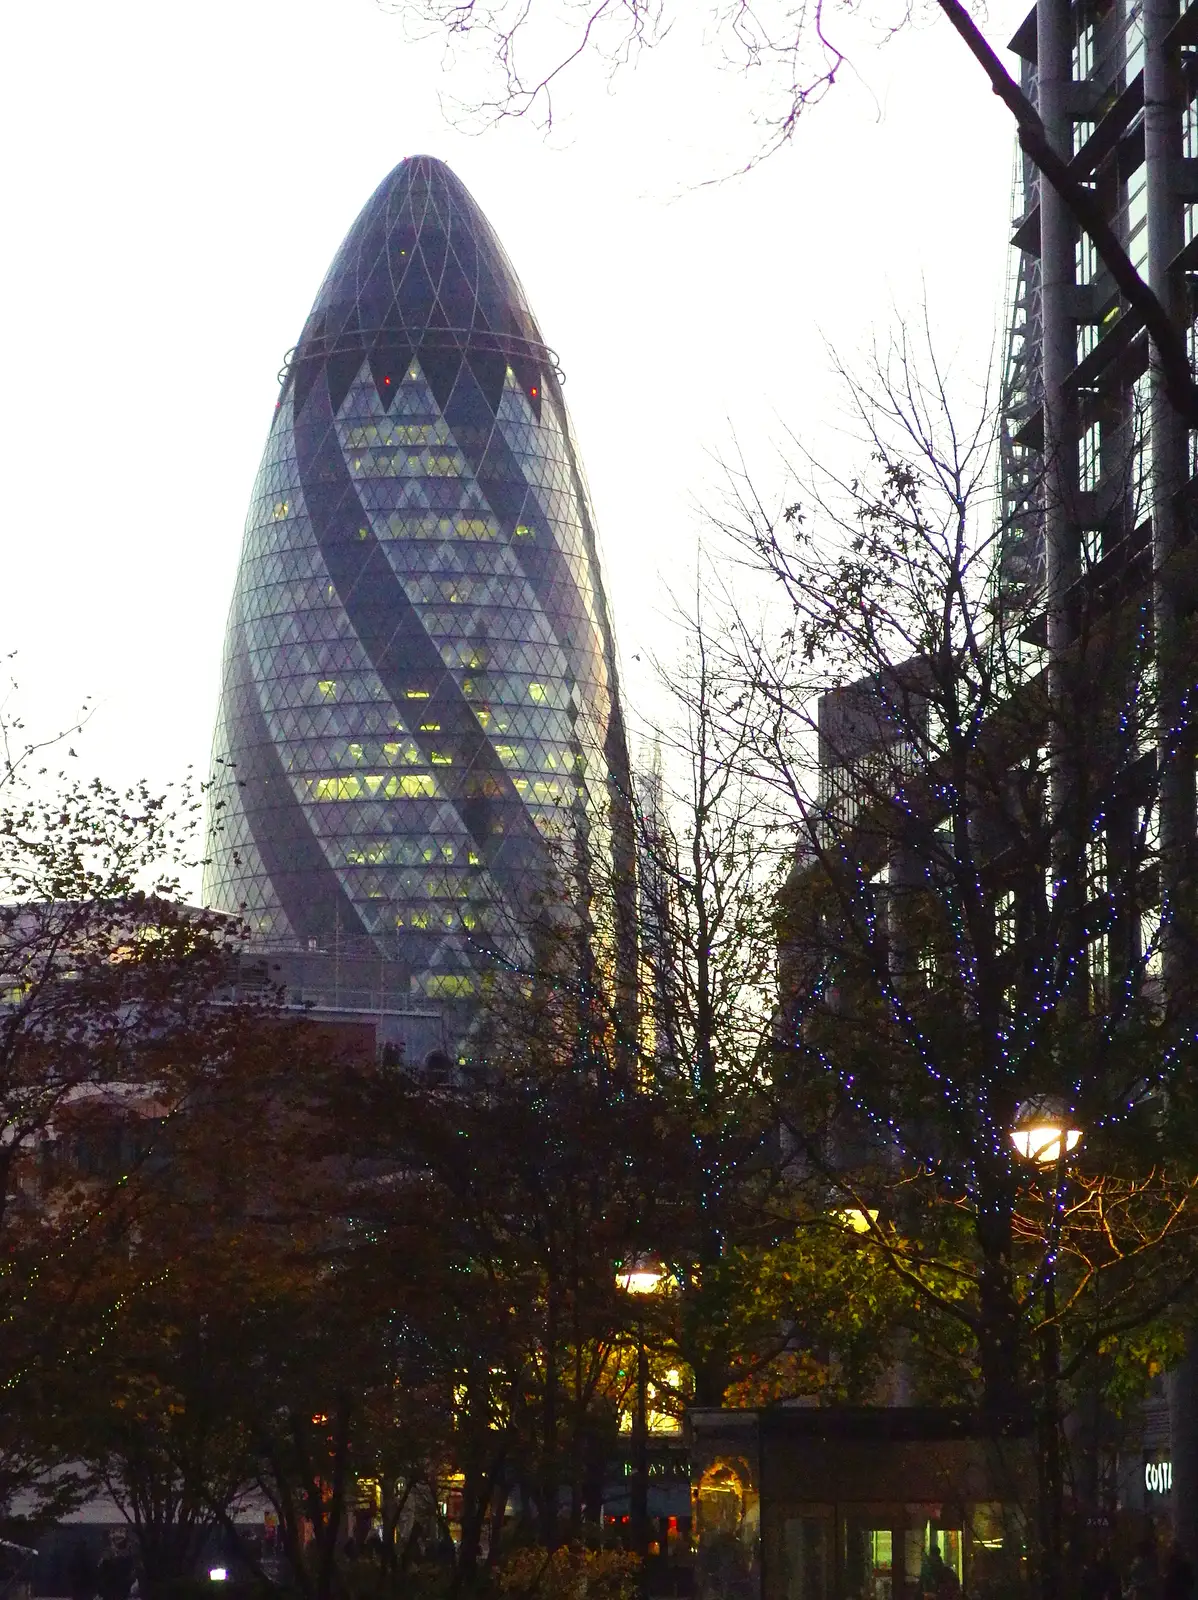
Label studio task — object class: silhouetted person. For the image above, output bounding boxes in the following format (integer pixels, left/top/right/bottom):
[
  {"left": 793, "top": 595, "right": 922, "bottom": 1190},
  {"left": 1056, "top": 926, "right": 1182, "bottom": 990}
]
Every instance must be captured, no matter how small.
[{"left": 96, "top": 1536, "right": 134, "bottom": 1600}]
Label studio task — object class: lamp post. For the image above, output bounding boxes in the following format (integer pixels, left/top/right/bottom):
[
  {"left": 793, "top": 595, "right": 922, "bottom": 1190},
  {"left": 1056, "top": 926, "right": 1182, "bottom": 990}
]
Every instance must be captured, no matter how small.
[
  {"left": 618, "top": 1259, "right": 663, "bottom": 1583},
  {"left": 1010, "top": 1097, "right": 1082, "bottom": 1600}
]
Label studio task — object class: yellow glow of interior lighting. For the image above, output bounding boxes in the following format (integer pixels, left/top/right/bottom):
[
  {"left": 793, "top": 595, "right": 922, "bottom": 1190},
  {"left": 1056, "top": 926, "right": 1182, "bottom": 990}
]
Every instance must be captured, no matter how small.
[{"left": 836, "top": 1208, "right": 879, "bottom": 1234}]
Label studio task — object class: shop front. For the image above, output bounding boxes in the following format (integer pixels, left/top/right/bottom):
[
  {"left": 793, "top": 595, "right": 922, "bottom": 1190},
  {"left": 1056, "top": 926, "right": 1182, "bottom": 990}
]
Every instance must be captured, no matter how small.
[{"left": 689, "top": 1407, "right": 1031, "bottom": 1600}]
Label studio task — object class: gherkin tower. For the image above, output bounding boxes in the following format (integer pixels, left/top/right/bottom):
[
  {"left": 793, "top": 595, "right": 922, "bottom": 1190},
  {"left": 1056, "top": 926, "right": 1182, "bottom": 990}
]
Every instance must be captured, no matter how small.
[{"left": 204, "top": 156, "right": 633, "bottom": 1014}]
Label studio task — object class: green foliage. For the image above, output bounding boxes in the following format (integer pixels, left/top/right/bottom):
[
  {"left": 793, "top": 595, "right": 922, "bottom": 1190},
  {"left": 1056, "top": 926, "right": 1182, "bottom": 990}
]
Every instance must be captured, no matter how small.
[{"left": 495, "top": 1545, "right": 640, "bottom": 1600}]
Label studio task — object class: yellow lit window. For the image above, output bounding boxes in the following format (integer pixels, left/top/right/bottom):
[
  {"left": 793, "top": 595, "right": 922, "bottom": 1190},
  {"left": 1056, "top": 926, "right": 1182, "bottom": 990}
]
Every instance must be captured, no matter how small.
[
  {"left": 430, "top": 752, "right": 452, "bottom": 765},
  {"left": 421, "top": 975, "right": 476, "bottom": 997},
  {"left": 419, "top": 722, "right": 441, "bottom": 732},
  {"left": 273, "top": 500, "right": 289, "bottom": 519},
  {"left": 347, "top": 743, "right": 363, "bottom": 763},
  {"left": 317, "top": 680, "right": 337, "bottom": 700},
  {"left": 310, "top": 776, "right": 361, "bottom": 800},
  {"left": 468, "top": 851, "right": 481, "bottom": 866},
  {"left": 514, "top": 524, "right": 533, "bottom": 538},
  {"left": 529, "top": 683, "right": 546, "bottom": 702},
  {"left": 383, "top": 742, "right": 400, "bottom": 761},
  {"left": 406, "top": 690, "right": 430, "bottom": 700},
  {"left": 392, "top": 774, "right": 437, "bottom": 798}
]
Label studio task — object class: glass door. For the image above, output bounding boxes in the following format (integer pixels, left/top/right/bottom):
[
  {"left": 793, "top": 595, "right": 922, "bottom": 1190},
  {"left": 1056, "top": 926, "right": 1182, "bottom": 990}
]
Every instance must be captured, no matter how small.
[{"left": 783, "top": 1512, "right": 832, "bottom": 1600}]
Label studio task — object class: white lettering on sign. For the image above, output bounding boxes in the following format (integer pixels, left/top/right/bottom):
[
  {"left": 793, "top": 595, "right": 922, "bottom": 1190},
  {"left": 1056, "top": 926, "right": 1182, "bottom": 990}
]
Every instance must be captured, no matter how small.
[{"left": 1145, "top": 1461, "right": 1173, "bottom": 1494}]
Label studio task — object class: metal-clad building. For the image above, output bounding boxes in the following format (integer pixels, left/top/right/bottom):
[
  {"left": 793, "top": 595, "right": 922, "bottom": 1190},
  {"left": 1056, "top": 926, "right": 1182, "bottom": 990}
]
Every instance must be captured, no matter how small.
[{"left": 1000, "top": 0, "right": 1198, "bottom": 1542}]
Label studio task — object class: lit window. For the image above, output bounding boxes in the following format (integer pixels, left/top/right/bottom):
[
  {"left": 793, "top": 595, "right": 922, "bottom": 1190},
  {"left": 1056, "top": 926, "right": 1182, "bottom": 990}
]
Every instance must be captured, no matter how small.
[
  {"left": 395, "top": 774, "right": 437, "bottom": 798},
  {"left": 1090, "top": 931, "right": 1109, "bottom": 1009},
  {"left": 1075, "top": 233, "right": 1097, "bottom": 286},
  {"left": 1141, "top": 910, "right": 1163, "bottom": 977},
  {"left": 529, "top": 683, "right": 546, "bottom": 703},
  {"left": 317, "top": 680, "right": 337, "bottom": 700},
  {"left": 420, "top": 975, "right": 476, "bottom": 998},
  {"left": 995, "top": 889, "right": 1016, "bottom": 951},
  {"left": 1080, "top": 421, "right": 1102, "bottom": 493},
  {"left": 406, "top": 690, "right": 430, "bottom": 699}
]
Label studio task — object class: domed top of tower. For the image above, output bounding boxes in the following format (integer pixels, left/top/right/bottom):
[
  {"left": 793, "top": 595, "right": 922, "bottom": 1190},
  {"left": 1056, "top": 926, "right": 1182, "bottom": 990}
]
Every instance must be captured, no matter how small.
[{"left": 286, "top": 155, "right": 549, "bottom": 418}]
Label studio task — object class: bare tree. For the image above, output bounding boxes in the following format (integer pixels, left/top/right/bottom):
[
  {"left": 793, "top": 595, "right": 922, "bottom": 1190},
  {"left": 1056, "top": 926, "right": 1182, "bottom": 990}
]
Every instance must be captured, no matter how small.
[
  {"left": 707, "top": 327, "right": 1198, "bottom": 1596},
  {"left": 0, "top": 697, "right": 263, "bottom": 1516},
  {"left": 391, "top": 0, "right": 1198, "bottom": 426}
]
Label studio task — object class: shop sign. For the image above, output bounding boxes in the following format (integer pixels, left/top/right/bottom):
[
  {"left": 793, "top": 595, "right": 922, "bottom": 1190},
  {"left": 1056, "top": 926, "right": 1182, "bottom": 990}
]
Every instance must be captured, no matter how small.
[{"left": 1145, "top": 1460, "right": 1173, "bottom": 1495}]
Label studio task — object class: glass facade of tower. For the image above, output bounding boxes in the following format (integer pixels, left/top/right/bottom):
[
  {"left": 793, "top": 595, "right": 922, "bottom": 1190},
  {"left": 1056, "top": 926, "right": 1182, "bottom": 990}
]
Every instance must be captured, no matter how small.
[{"left": 204, "top": 156, "right": 632, "bottom": 1007}]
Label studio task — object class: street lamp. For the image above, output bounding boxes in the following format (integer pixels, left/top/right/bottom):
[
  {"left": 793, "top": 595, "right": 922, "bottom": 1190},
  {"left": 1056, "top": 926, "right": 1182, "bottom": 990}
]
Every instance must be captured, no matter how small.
[
  {"left": 620, "top": 1262, "right": 665, "bottom": 1297},
  {"left": 1010, "top": 1097, "right": 1082, "bottom": 1600},
  {"left": 1009, "top": 1096, "right": 1083, "bottom": 1165},
  {"left": 617, "top": 1258, "right": 664, "bottom": 1582}
]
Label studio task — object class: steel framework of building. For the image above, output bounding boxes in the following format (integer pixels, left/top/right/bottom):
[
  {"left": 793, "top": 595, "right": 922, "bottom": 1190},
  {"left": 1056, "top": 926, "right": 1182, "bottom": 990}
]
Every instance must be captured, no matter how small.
[{"left": 999, "top": 0, "right": 1198, "bottom": 1543}]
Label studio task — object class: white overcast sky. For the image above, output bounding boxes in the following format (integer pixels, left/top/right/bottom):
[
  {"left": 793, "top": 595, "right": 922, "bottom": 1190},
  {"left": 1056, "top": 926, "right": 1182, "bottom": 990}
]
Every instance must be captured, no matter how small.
[{"left": 0, "top": 0, "right": 1029, "bottom": 895}]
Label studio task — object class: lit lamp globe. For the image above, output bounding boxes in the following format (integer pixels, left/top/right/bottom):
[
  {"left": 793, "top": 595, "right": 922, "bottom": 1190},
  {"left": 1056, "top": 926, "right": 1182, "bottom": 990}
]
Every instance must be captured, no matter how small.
[
  {"left": 1009, "top": 1097, "right": 1082, "bottom": 1165},
  {"left": 618, "top": 1259, "right": 665, "bottom": 1296}
]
